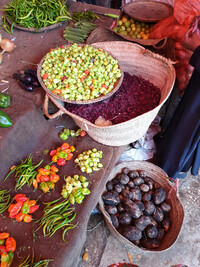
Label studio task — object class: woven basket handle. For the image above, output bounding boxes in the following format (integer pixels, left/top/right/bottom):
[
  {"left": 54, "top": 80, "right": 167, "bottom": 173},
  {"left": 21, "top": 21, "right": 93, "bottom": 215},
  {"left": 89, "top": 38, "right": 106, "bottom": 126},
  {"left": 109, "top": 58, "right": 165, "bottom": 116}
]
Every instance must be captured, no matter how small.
[
  {"left": 44, "top": 94, "right": 64, "bottom": 119},
  {"left": 152, "top": 37, "right": 168, "bottom": 49},
  {"left": 167, "top": 177, "right": 179, "bottom": 199}
]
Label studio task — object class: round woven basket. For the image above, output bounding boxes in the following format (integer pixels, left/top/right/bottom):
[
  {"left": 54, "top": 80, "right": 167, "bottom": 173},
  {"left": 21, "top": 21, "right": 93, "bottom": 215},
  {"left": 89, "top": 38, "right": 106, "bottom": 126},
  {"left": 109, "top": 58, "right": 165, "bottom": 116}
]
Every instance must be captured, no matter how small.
[
  {"left": 122, "top": 1, "right": 173, "bottom": 22},
  {"left": 37, "top": 44, "right": 124, "bottom": 104},
  {"left": 43, "top": 41, "right": 176, "bottom": 146},
  {"left": 6, "top": 17, "right": 64, "bottom": 33},
  {"left": 98, "top": 161, "right": 184, "bottom": 252}
]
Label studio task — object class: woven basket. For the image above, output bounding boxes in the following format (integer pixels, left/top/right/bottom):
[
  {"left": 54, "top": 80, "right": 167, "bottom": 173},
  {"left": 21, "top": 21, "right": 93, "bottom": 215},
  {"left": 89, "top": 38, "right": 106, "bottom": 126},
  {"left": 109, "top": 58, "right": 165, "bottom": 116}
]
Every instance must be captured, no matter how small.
[
  {"left": 37, "top": 44, "right": 124, "bottom": 105},
  {"left": 98, "top": 161, "right": 184, "bottom": 252},
  {"left": 43, "top": 41, "right": 176, "bottom": 146}
]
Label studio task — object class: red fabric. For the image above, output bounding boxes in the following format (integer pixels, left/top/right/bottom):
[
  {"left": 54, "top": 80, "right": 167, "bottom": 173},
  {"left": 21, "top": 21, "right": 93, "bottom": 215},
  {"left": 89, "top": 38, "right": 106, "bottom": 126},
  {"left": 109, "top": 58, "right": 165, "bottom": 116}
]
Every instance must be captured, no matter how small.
[{"left": 174, "top": 0, "right": 200, "bottom": 25}]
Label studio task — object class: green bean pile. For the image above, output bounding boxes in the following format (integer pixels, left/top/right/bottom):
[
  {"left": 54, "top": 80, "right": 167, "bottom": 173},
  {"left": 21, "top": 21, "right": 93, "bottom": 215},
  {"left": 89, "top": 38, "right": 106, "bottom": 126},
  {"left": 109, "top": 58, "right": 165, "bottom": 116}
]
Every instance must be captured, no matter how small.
[
  {"left": 0, "top": 189, "right": 12, "bottom": 214},
  {"left": 18, "top": 254, "right": 52, "bottom": 267},
  {"left": 37, "top": 198, "right": 77, "bottom": 242},
  {"left": 63, "top": 21, "right": 96, "bottom": 43},
  {"left": 72, "top": 10, "right": 99, "bottom": 22},
  {"left": 40, "top": 44, "right": 122, "bottom": 101},
  {"left": 4, "top": 154, "right": 43, "bottom": 191},
  {"left": 2, "top": 0, "right": 71, "bottom": 33}
]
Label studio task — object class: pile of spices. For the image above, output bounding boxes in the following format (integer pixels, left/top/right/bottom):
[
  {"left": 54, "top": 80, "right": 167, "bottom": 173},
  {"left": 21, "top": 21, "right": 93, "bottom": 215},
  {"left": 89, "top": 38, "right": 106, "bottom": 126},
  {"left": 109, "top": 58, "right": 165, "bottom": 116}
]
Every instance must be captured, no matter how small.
[{"left": 65, "top": 72, "right": 161, "bottom": 125}]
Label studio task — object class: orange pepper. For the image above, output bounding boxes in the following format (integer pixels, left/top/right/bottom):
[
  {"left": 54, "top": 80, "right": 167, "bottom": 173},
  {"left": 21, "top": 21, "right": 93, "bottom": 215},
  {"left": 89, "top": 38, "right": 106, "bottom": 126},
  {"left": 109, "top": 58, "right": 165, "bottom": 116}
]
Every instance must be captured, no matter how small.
[
  {"left": 52, "top": 89, "right": 61, "bottom": 94},
  {"left": 38, "top": 168, "right": 50, "bottom": 176},
  {"left": 61, "top": 143, "right": 69, "bottom": 150},
  {"left": 66, "top": 153, "right": 73, "bottom": 160},
  {"left": 5, "top": 237, "right": 16, "bottom": 252},
  {"left": 51, "top": 155, "right": 58, "bottom": 162},
  {"left": 49, "top": 173, "right": 60, "bottom": 183},
  {"left": 27, "top": 200, "right": 36, "bottom": 206},
  {"left": 69, "top": 146, "right": 75, "bottom": 152},
  {"left": 36, "top": 173, "right": 42, "bottom": 183},
  {"left": 23, "top": 214, "right": 32, "bottom": 223},
  {"left": 50, "top": 165, "right": 58, "bottom": 172},
  {"left": 0, "top": 233, "right": 9, "bottom": 240},
  {"left": 8, "top": 204, "right": 15, "bottom": 213},
  {"left": 32, "top": 179, "right": 38, "bottom": 188}
]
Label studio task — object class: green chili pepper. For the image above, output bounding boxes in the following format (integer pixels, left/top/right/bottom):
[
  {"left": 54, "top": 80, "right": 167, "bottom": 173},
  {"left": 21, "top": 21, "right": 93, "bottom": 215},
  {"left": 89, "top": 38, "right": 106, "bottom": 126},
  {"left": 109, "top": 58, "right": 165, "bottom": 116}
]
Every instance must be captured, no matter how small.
[
  {"left": 0, "top": 93, "right": 11, "bottom": 108},
  {"left": 0, "top": 239, "right": 5, "bottom": 245},
  {"left": 57, "top": 151, "right": 67, "bottom": 159},
  {"left": 59, "top": 129, "right": 70, "bottom": 140},
  {"left": 1, "top": 251, "right": 14, "bottom": 266},
  {"left": 21, "top": 202, "right": 30, "bottom": 214},
  {"left": 75, "top": 194, "right": 84, "bottom": 204},
  {"left": 0, "top": 110, "right": 12, "bottom": 128},
  {"left": 81, "top": 188, "right": 91, "bottom": 195},
  {"left": 40, "top": 182, "right": 49, "bottom": 193},
  {"left": 43, "top": 165, "right": 51, "bottom": 170},
  {"left": 7, "top": 251, "right": 14, "bottom": 267}
]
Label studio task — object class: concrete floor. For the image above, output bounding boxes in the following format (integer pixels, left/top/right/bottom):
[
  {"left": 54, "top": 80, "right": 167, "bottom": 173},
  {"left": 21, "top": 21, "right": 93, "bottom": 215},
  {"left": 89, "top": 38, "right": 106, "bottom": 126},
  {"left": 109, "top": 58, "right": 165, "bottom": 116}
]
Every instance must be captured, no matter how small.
[{"left": 79, "top": 171, "right": 200, "bottom": 267}]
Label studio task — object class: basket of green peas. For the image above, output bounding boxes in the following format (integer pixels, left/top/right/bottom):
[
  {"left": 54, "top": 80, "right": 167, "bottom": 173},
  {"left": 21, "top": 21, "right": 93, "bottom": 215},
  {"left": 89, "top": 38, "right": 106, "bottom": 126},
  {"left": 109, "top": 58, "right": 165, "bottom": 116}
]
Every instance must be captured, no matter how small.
[{"left": 37, "top": 43, "right": 124, "bottom": 104}]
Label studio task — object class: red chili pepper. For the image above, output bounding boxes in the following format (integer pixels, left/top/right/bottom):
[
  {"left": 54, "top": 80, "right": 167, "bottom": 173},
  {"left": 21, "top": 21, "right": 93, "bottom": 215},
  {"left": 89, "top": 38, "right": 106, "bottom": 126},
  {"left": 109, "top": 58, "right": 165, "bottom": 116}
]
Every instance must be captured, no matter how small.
[
  {"left": 0, "top": 246, "right": 7, "bottom": 255},
  {"left": 80, "top": 77, "right": 85, "bottom": 82},
  {"left": 0, "top": 234, "right": 9, "bottom": 240},
  {"left": 15, "top": 212, "right": 25, "bottom": 222},
  {"left": 56, "top": 158, "right": 66, "bottom": 166},
  {"left": 9, "top": 201, "right": 23, "bottom": 218},
  {"left": 60, "top": 45, "right": 65, "bottom": 49},
  {"left": 42, "top": 73, "right": 49, "bottom": 79},
  {"left": 14, "top": 194, "right": 28, "bottom": 202},
  {"left": 40, "top": 175, "right": 49, "bottom": 182},
  {"left": 84, "top": 69, "right": 89, "bottom": 75},
  {"left": 101, "top": 84, "right": 108, "bottom": 88},
  {"left": 89, "top": 85, "right": 93, "bottom": 90},
  {"left": 61, "top": 76, "right": 67, "bottom": 81},
  {"left": 5, "top": 237, "right": 16, "bottom": 252},
  {"left": 80, "top": 130, "right": 86, "bottom": 137},
  {"left": 29, "top": 205, "right": 39, "bottom": 214}
]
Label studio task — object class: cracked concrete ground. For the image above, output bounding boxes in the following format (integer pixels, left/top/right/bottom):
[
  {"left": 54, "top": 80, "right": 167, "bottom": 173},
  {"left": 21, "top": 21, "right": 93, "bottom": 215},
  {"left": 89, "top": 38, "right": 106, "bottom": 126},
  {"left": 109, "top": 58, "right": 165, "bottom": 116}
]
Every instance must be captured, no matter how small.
[{"left": 79, "top": 171, "right": 200, "bottom": 267}]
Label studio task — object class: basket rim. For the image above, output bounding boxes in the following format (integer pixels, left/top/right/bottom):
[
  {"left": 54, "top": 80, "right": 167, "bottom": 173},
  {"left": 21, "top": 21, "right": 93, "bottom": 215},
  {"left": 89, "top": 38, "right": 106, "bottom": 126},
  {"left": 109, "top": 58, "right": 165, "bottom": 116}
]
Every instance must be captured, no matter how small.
[{"left": 37, "top": 43, "right": 124, "bottom": 105}]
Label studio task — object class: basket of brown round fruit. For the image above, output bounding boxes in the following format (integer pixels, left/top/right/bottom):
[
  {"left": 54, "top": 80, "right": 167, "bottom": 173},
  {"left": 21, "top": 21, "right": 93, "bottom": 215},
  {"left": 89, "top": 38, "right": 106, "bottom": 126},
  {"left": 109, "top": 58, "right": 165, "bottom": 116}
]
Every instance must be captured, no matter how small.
[{"left": 98, "top": 161, "right": 184, "bottom": 251}]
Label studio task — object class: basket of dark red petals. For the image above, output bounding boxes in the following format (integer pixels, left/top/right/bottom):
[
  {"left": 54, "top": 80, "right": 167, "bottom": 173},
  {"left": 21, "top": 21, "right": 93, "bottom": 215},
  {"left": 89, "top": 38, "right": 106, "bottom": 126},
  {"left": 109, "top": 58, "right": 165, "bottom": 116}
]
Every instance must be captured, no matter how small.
[
  {"left": 44, "top": 41, "right": 176, "bottom": 146},
  {"left": 99, "top": 161, "right": 184, "bottom": 252}
]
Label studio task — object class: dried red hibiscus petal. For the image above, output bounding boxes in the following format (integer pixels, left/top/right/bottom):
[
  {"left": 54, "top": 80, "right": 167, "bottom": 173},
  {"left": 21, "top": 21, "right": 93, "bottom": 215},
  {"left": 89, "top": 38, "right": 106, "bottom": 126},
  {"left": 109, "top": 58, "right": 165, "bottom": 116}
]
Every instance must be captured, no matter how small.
[{"left": 65, "top": 72, "right": 161, "bottom": 125}]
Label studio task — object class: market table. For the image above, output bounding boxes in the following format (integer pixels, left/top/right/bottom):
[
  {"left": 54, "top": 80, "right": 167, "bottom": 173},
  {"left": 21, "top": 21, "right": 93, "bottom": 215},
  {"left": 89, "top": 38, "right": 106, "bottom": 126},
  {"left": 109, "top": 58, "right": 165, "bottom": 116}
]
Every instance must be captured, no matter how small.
[{"left": 0, "top": 1, "right": 127, "bottom": 266}]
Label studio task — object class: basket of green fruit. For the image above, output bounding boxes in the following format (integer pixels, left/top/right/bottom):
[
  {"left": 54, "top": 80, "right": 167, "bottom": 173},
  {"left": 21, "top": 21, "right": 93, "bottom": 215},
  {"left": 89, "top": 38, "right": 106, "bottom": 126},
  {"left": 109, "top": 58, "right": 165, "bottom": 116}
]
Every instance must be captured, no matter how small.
[{"left": 111, "top": 1, "right": 173, "bottom": 47}]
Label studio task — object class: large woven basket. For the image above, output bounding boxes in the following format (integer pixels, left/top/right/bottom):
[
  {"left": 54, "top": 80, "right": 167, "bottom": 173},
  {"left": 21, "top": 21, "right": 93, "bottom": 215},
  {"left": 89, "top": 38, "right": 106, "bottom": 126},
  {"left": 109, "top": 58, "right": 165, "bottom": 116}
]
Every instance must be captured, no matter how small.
[
  {"left": 44, "top": 41, "right": 176, "bottom": 146},
  {"left": 98, "top": 161, "right": 184, "bottom": 252}
]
